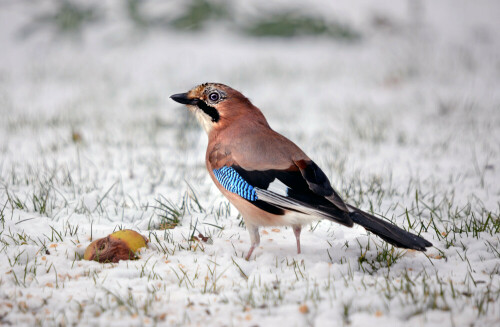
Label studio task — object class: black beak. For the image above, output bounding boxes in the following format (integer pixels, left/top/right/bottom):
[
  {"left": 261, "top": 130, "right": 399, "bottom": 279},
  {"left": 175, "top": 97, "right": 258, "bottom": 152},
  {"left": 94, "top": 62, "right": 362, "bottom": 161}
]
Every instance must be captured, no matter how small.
[{"left": 170, "top": 92, "right": 198, "bottom": 105}]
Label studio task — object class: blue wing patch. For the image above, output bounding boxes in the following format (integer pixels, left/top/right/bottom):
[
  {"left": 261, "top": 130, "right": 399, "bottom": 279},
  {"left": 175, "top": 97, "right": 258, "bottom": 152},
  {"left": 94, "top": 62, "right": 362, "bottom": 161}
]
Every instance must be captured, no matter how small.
[{"left": 213, "top": 166, "right": 258, "bottom": 201}]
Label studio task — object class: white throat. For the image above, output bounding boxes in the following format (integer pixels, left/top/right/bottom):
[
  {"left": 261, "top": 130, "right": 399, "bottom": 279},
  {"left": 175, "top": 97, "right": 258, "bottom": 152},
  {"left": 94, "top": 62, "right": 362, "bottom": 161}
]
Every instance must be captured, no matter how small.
[{"left": 188, "top": 105, "right": 213, "bottom": 133}]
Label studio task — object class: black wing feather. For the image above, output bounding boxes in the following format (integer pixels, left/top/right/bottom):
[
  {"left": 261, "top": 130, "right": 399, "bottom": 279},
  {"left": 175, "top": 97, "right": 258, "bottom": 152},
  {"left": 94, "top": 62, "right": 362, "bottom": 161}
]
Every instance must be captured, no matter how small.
[
  {"left": 228, "top": 164, "right": 432, "bottom": 251},
  {"left": 232, "top": 164, "right": 353, "bottom": 226},
  {"left": 296, "top": 160, "right": 348, "bottom": 211}
]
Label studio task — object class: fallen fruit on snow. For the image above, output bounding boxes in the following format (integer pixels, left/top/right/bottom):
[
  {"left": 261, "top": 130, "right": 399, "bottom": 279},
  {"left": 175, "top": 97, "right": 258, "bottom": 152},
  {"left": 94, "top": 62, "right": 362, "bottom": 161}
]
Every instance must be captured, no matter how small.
[
  {"left": 110, "top": 229, "right": 148, "bottom": 253},
  {"left": 84, "top": 229, "right": 148, "bottom": 263}
]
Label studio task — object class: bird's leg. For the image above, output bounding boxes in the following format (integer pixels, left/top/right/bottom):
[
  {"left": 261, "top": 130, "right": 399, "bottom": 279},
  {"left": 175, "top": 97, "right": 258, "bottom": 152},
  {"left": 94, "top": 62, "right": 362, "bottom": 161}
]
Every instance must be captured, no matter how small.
[
  {"left": 293, "top": 225, "right": 302, "bottom": 254},
  {"left": 245, "top": 224, "right": 260, "bottom": 260}
]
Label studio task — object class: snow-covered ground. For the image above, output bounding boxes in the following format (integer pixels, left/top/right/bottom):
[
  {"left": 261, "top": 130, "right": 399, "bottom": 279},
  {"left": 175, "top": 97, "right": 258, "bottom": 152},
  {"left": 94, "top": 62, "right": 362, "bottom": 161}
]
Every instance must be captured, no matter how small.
[{"left": 1, "top": 1, "right": 499, "bottom": 326}]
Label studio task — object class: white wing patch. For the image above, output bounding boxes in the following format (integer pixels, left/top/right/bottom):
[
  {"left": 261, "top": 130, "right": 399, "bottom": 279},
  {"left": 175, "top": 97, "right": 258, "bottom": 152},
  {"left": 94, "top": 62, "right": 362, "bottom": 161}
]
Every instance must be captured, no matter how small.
[{"left": 267, "top": 178, "right": 289, "bottom": 196}]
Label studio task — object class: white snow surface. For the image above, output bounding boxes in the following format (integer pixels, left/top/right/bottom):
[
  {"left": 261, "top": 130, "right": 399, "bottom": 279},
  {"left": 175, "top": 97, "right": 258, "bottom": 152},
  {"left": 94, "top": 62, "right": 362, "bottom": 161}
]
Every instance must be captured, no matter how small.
[{"left": 1, "top": 1, "right": 499, "bottom": 326}]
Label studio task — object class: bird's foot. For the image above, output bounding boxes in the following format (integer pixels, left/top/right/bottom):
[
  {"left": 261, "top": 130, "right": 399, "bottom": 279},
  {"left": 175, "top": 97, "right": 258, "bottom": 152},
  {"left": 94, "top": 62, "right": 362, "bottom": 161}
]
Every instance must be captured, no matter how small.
[
  {"left": 245, "top": 243, "right": 257, "bottom": 261},
  {"left": 293, "top": 225, "right": 301, "bottom": 254}
]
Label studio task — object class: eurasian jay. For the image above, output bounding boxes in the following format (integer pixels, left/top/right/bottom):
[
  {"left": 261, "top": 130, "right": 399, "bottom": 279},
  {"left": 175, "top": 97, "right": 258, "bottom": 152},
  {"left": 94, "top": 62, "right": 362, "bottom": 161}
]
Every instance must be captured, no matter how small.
[{"left": 170, "top": 83, "right": 432, "bottom": 260}]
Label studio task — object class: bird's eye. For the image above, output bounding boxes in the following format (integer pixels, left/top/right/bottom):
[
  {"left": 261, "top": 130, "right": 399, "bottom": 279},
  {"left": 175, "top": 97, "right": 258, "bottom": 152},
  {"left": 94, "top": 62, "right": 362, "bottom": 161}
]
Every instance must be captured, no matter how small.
[{"left": 208, "top": 92, "right": 220, "bottom": 102}]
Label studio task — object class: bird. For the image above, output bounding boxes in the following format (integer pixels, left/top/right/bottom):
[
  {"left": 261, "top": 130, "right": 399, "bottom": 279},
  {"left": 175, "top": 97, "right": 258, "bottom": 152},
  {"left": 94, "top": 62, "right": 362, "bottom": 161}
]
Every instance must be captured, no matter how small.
[{"left": 170, "top": 83, "right": 432, "bottom": 260}]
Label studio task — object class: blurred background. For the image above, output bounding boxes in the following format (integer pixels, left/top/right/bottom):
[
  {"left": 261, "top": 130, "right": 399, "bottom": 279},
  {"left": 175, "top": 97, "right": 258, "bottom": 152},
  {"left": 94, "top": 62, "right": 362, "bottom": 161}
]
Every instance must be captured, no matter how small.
[
  {"left": 1, "top": 2, "right": 499, "bottom": 325},
  {"left": 1, "top": 0, "right": 499, "bottom": 209}
]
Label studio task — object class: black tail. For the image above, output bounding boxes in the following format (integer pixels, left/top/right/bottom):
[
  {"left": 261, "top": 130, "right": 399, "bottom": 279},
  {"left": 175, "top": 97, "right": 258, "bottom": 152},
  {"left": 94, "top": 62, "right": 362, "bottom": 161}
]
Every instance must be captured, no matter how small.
[{"left": 348, "top": 205, "right": 432, "bottom": 251}]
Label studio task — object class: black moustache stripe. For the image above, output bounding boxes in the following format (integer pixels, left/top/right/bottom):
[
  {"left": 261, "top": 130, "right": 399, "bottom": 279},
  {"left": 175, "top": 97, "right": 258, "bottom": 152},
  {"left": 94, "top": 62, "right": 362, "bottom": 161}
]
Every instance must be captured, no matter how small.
[{"left": 196, "top": 100, "right": 220, "bottom": 123}]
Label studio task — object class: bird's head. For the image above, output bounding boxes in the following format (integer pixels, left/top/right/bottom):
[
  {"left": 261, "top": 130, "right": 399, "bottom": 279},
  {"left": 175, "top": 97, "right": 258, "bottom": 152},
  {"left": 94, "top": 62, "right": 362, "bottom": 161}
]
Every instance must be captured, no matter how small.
[{"left": 170, "top": 83, "right": 266, "bottom": 133}]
